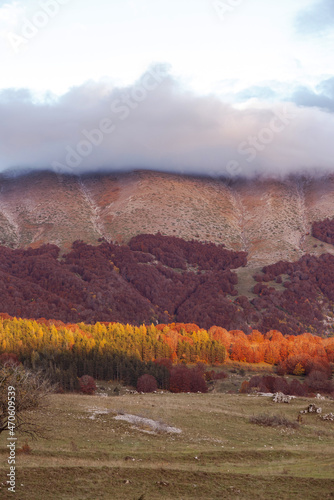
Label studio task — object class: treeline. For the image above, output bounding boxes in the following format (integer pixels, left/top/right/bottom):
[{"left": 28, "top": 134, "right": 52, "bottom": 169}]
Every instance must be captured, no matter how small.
[
  {"left": 0, "top": 316, "right": 227, "bottom": 367},
  {"left": 0, "top": 316, "right": 333, "bottom": 391}
]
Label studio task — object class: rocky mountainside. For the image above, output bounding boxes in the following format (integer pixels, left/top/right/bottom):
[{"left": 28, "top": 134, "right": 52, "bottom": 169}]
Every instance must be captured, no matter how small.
[{"left": 1, "top": 170, "right": 334, "bottom": 268}]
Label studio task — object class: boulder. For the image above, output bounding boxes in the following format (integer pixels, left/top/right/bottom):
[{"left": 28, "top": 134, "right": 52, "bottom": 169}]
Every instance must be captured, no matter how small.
[{"left": 273, "top": 392, "right": 291, "bottom": 403}]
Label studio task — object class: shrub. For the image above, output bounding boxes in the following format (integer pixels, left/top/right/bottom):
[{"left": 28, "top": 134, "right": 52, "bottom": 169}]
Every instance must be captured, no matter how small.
[
  {"left": 205, "top": 370, "right": 228, "bottom": 381},
  {"left": 249, "top": 413, "right": 299, "bottom": 429},
  {"left": 137, "top": 374, "right": 158, "bottom": 393},
  {"left": 272, "top": 377, "right": 290, "bottom": 394},
  {"left": 248, "top": 375, "right": 262, "bottom": 391},
  {"left": 248, "top": 374, "right": 307, "bottom": 396},
  {"left": 260, "top": 376, "right": 276, "bottom": 393},
  {"left": 0, "top": 353, "right": 20, "bottom": 367},
  {"left": 78, "top": 375, "right": 96, "bottom": 395},
  {"left": 239, "top": 380, "right": 250, "bottom": 393},
  {"left": 169, "top": 365, "right": 207, "bottom": 393},
  {"left": 213, "top": 370, "right": 228, "bottom": 380},
  {"left": 258, "top": 380, "right": 270, "bottom": 393},
  {"left": 289, "top": 379, "right": 307, "bottom": 396},
  {"left": 306, "top": 371, "right": 333, "bottom": 393},
  {"left": 169, "top": 366, "right": 191, "bottom": 393},
  {"left": 293, "top": 362, "right": 305, "bottom": 376}
]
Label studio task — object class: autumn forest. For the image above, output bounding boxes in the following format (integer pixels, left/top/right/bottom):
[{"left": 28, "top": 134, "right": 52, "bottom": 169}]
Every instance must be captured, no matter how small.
[
  {"left": 1, "top": 221, "right": 334, "bottom": 393},
  {"left": 0, "top": 315, "right": 333, "bottom": 394},
  {"left": 1, "top": 231, "right": 334, "bottom": 336}
]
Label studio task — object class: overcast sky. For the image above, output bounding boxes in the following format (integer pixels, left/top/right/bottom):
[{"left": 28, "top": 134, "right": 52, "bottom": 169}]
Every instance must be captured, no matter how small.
[{"left": 0, "top": 0, "right": 333, "bottom": 178}]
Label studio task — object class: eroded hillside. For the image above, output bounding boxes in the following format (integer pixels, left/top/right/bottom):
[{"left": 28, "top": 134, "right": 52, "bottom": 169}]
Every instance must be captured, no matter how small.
[{"left": 1, "top": 170, "right": 334, "bottom": 266}]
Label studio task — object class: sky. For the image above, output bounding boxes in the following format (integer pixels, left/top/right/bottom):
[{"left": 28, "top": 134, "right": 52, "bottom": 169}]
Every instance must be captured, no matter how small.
[{"left": 0, "top": 0, "right": 334, "bottom": 178}]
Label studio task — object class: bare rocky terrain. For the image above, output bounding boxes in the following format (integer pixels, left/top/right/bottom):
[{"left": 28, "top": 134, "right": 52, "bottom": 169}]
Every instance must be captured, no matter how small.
[{"left": 1, "top": 169, "right": 334, "bottom": 267}]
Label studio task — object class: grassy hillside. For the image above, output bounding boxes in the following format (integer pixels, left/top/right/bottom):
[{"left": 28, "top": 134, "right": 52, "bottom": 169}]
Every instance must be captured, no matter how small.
[{"left": 1, "top": 390, "right": 333, "bottom": 499}]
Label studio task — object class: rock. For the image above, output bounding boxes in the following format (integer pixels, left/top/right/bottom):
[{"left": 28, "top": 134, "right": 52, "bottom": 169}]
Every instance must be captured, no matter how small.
[
  {"left": 273, "top": 392, "right": 291, "bottom": 403},
  {"left": 321, "top": 413, "right": 334, "bottom": 421},
  {"left": 301, "top": 404, "right": 322, "bottom": 414}
]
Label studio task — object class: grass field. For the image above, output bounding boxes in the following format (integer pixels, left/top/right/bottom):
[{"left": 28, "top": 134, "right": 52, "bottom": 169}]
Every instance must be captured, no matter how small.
[{"left": 0, "top": 389, "right": 334, "bottom": 499}]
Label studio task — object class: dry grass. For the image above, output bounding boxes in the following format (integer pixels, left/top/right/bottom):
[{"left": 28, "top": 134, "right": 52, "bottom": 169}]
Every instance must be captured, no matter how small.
[{"left": 0, "top": 389, "right": 334, "bottom": 499}]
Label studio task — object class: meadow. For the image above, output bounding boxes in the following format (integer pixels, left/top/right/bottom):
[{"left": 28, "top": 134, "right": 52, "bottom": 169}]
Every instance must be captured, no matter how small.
[{"left": 0, "top": 385, "right": 333, "bottom": 500}]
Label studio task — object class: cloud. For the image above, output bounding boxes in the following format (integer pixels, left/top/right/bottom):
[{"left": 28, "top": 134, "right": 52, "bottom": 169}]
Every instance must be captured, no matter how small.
[
  {"left": 317, "top": 77, "right": 334, "bottom": 99},
  {"left": 292, "top": 87, "right": 334, "bottom": 112},
  {"left": 235, "top": 86, "right": 277, "bottom": 102},
  {"left": 1, "top": 66, "right": 334, "bottom": 179},
  {"left": 291, "top": 78, "right": 334, "bottom": 112},
  {"left": 295, "top": 0, "right": 334, "bottom": 35}
]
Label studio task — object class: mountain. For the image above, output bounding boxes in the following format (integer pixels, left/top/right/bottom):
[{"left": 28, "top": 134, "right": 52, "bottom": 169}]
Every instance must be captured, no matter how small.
[
  {"left": 1, "top": 169, "right": 334, "bottom": 336},
  {"left": 1, "top": 169, "right": 334, "bottom": 267}
]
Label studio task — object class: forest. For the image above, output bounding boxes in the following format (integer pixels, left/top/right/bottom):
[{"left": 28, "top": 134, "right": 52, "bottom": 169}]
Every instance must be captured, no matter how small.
[
  {"left": 1, "top": 233, "right": 334, "bottom": 335},
  {"left": 0, "top": 315, "right": 333, "bottom": 393},
  {"left": 312, "top": 216, "right": 334, "bottom": 245}
]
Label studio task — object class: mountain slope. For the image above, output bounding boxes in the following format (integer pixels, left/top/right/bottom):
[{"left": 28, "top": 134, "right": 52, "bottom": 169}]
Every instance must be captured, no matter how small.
[
  {"left": 1, "top": 170, "right": 334, "bottom": 267},
  {"left": 0, "top": 235, "right": 334, "bottom": 336}
]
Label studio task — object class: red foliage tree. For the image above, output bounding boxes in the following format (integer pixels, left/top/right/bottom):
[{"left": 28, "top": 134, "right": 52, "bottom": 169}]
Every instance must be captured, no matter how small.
[
  {"left": 289, "top": 379, "right": 307, "bottom": 396},
  {"left": 306, "top": 371, "right": 333, "bottom": 394},
  {"left": 137, "top": 374, "right": 158, "bottom": 393},
  {"left": 230, "top": 338, "right": 254, "bottom": 362},
  {"left": 248, "top": 375, "right": 308, "bottom": 396},
  {"left": 304, "top": 357, "right": 331, "bottom": 377},
  {"left": 78, "top": 375, "right": 96, "bottom": 395},
  {"left": 169, "top": 365, "right": 207, "bottom": 393}
]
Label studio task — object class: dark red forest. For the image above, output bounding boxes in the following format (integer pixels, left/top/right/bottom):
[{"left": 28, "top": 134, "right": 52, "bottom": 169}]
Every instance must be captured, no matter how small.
[{"left": 0, "top": 232, "right": 333, "bottom": 336}]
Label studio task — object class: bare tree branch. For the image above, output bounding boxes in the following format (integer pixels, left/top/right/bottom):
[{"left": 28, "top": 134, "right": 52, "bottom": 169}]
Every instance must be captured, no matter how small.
[{"left": 0, "top": 363, "right": 55, "bottom": 439}]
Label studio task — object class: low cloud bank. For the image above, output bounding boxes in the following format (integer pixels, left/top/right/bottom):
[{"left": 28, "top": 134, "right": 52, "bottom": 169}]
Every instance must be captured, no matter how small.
[{"left": 1, "top": 65, "right": 334, "bottom": 179}]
